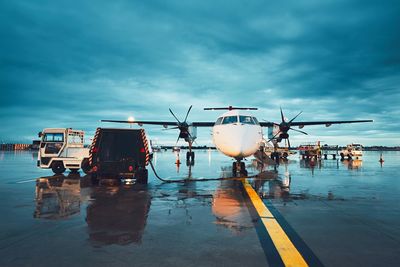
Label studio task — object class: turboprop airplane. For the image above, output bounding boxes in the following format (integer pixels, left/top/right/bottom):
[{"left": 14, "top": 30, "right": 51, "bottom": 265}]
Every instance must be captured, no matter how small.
[{"left": 102, "top": 106, "right": 372, "bottom": 175}]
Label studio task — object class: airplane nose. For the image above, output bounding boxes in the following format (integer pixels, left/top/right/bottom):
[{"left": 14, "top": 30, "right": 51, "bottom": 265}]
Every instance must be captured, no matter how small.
[{"left": 231, "top": 143, "right": 243, "bottom": 157}]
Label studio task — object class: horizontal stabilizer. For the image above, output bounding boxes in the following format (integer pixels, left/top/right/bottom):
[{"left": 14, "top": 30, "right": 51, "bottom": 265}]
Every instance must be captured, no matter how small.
[{"left": 204, "top": 106, "right": 258, "bottom": 111}]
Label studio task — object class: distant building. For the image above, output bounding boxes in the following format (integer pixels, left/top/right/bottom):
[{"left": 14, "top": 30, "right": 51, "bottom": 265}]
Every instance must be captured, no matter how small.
[{"left": 0, "top": 143, "right": 31, "bottom": 150}]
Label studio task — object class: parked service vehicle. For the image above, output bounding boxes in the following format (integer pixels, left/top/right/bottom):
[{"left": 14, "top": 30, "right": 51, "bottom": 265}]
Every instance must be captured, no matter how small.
[
  {"left": 340, "top": 143, "right": 363, "bottom": 160},
  {"left": 37, "top": 128, "right": 91, "bottom": 174},
  {"left": 298, "top": 141, "right": 322, "bottom": 159},
  {"left": 89, "top": 128, "right": 152, "bottom": 184}
]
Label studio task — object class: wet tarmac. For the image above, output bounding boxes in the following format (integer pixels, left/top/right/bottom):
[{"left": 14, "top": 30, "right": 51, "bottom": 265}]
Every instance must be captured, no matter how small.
[{"left": 0, "top": 150, "right": 399, "bottom": 266}]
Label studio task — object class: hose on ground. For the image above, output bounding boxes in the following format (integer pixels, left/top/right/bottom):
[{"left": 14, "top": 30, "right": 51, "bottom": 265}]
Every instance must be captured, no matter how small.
[{"left": 149, "top": 159, "right": 263, "bottom": 183}]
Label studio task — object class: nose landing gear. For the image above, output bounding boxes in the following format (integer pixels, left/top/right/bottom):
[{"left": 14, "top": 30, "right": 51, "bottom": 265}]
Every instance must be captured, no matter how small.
[{"left": 232, "top": 160, "right": 248, "bottom": 177}]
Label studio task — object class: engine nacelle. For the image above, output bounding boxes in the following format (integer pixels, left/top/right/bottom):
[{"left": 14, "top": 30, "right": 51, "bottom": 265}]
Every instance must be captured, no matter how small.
[
  {"left": 268, "top": 125, "right": 280, "bottom": 139},
  {"left": 279, "top": 133, "right": 289, "bottom": 139}
]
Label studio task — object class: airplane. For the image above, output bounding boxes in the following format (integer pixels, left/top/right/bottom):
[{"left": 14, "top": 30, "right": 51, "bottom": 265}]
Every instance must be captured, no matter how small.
[{"left": 101, "top": 105, "right": 373, "bottom": 176}]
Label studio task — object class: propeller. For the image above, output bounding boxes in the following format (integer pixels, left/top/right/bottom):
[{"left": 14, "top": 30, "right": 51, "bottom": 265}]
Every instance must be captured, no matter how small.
[
  {"left": 168, "top": 105, "right": 195, "bottom": 145},
  {"left": 267, "top": 107, "right": 308, "bottom": 148}
]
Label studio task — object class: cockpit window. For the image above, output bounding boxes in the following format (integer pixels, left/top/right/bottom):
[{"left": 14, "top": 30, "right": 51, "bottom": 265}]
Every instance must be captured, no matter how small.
[
  {"left": 252, "top": 117, "right": 259, "bottom": 124},
  {"left": 215, "top": 117, "right": 223, "bottom": 125},
  {"left": 222, "top": 116, "right": 238, "bottom": 124},
  {"left": 239, "top": 116, "right": 255, "bottom": 125}
]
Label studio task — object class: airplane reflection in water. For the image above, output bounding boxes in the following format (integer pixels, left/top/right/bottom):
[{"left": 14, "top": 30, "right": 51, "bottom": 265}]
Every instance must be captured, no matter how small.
[{"left": 212, "top": 180, "right": 254, "bottom": 233}]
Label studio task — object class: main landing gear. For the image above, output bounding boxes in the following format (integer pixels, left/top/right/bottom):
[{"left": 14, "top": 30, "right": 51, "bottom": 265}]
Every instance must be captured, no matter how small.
[
  {"left": 186, "top": 151, "right": 195, "bottom": 161},
  {"left": 232, "top": 160, "right": 248, "bottom": 177},
  {"left": 186, "top": 141, "right": 195, "bottom": 165}
]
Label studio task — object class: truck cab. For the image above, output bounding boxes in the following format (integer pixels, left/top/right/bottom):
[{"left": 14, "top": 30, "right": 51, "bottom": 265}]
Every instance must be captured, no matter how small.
[{"left": 38, "top": 128, "right": 91, "bottom": 174}]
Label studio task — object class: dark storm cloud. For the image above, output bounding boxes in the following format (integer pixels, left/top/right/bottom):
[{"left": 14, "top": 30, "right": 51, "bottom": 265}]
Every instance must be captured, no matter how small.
[{"left": 0, "top": 0, "right": 399, "bottom": 144}]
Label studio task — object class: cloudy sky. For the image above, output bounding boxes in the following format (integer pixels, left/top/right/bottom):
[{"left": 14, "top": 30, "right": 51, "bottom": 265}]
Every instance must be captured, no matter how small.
[{"left": 1, "top": 0, "right": 399, "bottom": 146}]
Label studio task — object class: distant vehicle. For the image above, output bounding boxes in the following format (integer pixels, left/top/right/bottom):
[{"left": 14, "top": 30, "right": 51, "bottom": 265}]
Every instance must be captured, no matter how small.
[
  {"left": 150, "top": 140, "right": 161, "bottom": 152},
  {"left": 298, "top": 141, "right": 322, "bottom": 159},
  {"left": 37, "top": 128, "right": 91, "bottom": 174},
  {"left": 264, "top": 146, "right": 296, "bottom": 160},
  {"left": 172, "top": 146, "right": 181, "bottom": 152},
  {"left": 340, "top": 144, "right": 363, "bottom": 160},
  {"left": 89, "top": 128, "right": 152, "bottom": 184}
]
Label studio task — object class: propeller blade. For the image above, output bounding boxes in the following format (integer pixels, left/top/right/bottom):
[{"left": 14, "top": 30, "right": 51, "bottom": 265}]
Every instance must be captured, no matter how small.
[
  {"left": 289, "top": 127, "right": 308, "bottom": 135},
  {"left": 175, "top": 135, "right": 180, "bottom": 145},
  {"left": 267, "top": 131, "right": 281, "bottom": 143},
  {"left": 183, "top": 105, "right": 193, "bottom": 123},
  {"left": 169, "top": 108, "right": 181, "bottom": 124},
  {"left": 280, "top": 107, "right": 285, "bottom": 122},
  {"left": 289, "top": 111, "right": 303, "bottom": 124}
]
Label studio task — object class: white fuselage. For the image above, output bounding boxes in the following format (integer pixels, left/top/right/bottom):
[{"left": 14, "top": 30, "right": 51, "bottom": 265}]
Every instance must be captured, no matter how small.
[{"left": 212, "top": 110, "right": 263, "bottom": 160}]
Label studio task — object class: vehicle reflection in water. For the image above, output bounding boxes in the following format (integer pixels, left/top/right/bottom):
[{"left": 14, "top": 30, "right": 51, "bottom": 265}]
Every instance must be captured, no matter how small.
[
  {"left": 34, "top": 173, "right": 91, "bottom": 219},
  {"left": 34, "top": 174, "right": 151, "bottom": 246},
  {"left": 86, "top": 185, "right": 151, "bottom": 246},
  {"left": 341, "top": 159, "right": 363, "bottom": 170},
  {"left": 299, "top": 158, "right": 321, "bottom": 175}
]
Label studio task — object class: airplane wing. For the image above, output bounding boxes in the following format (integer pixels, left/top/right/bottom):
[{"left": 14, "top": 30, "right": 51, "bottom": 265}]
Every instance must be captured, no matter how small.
[
  {"left": 259, "top": 122, "right": 275, "bottom": 127},
  {"left": 192, "top": 122, "right": 215, "bottom": 127},
  {"left": 101, "top": 120, "right": 215, "bottom": 127},
  {"left": 101, "top": 120, "right": 178, "bottom": 126},
  {"left": 259, "top": 120, "right": 373, "bottom": 128},
  {"left": 290, "top": 120, "right": 373, "bottom": 127}
]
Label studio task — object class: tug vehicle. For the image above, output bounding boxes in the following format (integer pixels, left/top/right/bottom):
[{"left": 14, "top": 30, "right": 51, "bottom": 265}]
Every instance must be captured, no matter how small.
[
  {"left": 89, "top": 128, "right": 152, "bottom": 184},
  {"left": 37, "top": 128, "right": 91, "bottom": 174},
  {"left": 298, "top": 141, "right": 322, "bottom": 159},
  {"left": 340, "top": 144, "right": 363, "bottom": 160}
]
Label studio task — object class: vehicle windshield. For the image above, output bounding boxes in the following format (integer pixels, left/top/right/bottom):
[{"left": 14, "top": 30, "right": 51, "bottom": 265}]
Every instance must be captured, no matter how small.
[
  {"left": 222, "top": 116, "right": 238, "bottom": 124},
  {"left": 239, "top": 116, "right": 255, "bottom": 125},
  {"left": 43, "top": 133, "right": 64, "bottom": 142}
]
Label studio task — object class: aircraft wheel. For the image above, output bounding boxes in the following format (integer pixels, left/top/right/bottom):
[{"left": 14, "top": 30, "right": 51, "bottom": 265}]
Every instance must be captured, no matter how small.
[
  {"left": 240, "top": 162, "right": 245, "bottom": 171},
  {"left": 51, "top": 161, "right": 65, "bottom": 174},
  {"left": 232, "top": 162, "right": 237, "bottom": 176},
  {"left": 191, "top": 152, "right": 195, "bottom": 160},
  {"left": 186, "top": 151, "right": 191, "bottom": 161}
]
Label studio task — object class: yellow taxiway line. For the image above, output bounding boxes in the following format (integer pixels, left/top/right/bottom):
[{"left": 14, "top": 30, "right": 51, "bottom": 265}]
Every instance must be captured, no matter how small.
[{"left": 242, "top": 179, "right": 308, "bottom": 267}]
